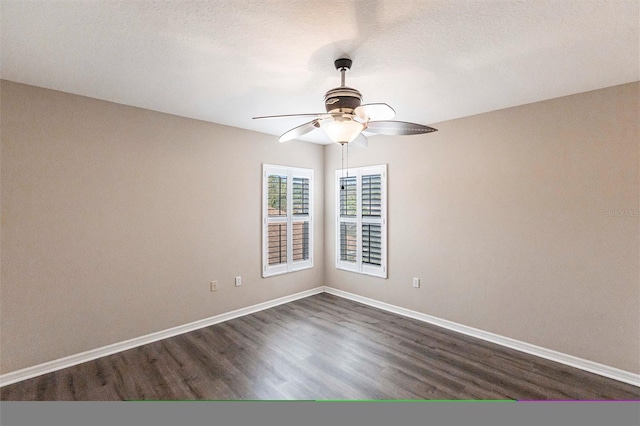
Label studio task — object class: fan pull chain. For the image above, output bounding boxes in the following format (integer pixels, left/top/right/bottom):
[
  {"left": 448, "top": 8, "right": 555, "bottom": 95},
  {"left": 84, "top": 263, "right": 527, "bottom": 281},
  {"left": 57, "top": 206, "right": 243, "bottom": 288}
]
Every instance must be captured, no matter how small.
[
  {"left": 340, "top": 143, "right": 345, "bottom": 190},
  {"left": 339, "top": 142, "right": 351, "bottom": 190},
  {"left": 346, "top": 142, "right": 349, "bottom": 178}
]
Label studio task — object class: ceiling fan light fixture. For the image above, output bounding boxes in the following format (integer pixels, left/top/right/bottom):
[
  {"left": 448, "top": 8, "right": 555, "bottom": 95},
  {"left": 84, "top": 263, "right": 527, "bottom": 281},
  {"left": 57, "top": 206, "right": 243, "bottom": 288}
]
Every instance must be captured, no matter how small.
[{"left": 320, "top": 119, "right": 365, "bottom": 144}]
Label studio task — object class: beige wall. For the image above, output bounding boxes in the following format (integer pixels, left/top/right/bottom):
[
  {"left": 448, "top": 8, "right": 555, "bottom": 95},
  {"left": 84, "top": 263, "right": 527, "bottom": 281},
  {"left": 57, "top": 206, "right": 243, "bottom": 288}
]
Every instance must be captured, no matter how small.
[
  {"left": 2, "top": 80, "right": 638, "bottom": 377},
  {"left": 0, "top": 81, "right": 325, "bottom": 373},
  {"left": 324, "top": 82, "right": 640, "bottom": 373}
]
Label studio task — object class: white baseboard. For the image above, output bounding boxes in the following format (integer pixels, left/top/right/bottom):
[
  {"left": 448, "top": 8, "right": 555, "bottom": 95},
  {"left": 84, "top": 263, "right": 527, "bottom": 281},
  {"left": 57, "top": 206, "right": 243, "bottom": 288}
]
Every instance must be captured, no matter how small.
[
  {"left": 0, "top": 287, "right": 324, "bottom": 388},
  {"left": 323, "top": 286, "right": 640, "bottom": 388},
  {"left": 3, "top": 285, "right": 639, "bottom": 389}
]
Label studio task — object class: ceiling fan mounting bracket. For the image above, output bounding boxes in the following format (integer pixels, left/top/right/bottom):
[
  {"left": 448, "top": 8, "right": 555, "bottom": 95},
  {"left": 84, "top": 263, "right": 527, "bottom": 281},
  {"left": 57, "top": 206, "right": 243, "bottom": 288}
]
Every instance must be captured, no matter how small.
[{"left": 334, "top": 58, "right": 352, "bottom": 71}]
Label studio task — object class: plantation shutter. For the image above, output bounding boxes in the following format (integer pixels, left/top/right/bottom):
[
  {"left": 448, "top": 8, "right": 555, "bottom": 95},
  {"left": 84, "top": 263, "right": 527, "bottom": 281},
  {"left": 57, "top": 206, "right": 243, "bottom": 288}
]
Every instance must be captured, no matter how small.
[
  {"left": 267, "top": 174, "right": 287, "bottom": 266},
  {"left": 292, "top": 176, "right": 310, "bottom": 261},
  {"left": 361, "top": 174, "right": 382, "bottom": 267},
  {"left": 263, "top": 165, "right": 313, "bottom": 277},
  {"left": 336, "top": 165, "right": 387, "bottom": 278}
]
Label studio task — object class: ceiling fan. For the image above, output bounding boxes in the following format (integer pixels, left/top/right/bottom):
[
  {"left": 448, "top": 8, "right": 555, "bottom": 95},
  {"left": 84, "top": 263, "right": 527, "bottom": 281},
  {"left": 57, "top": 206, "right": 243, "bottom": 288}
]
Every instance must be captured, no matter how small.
[{"left": 253, "top": 58, "right": 437, "bottom": 147}]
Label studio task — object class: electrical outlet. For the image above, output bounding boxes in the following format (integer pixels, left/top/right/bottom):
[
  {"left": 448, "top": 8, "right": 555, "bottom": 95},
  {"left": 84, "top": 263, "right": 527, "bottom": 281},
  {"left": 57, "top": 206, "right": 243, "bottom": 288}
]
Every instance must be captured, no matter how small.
[
  {"left": 210, "top": 281, "right": 218, "bottom": 292},
  {"left": 412, "top": 277, "right": 420, "bottom": 288},
  {"left": 235, "top": 276, "right": 242, "bottom": 287}
]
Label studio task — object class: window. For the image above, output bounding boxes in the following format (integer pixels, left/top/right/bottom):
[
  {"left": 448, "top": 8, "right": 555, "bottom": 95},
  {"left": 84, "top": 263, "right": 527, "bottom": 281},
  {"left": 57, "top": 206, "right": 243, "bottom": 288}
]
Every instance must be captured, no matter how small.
[
  {"left": 263, "top": 165, "right": 313, "bottom": 277},
  {"left": 336, "top": 164, "right": 387, "bottom": 278}
]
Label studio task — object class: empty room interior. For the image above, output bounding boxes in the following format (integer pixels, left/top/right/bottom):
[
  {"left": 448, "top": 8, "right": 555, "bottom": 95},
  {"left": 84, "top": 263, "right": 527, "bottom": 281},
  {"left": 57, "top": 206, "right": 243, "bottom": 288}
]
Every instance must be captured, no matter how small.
[{"left": 1, "top": 0, "right": 639, "bottom": 405}]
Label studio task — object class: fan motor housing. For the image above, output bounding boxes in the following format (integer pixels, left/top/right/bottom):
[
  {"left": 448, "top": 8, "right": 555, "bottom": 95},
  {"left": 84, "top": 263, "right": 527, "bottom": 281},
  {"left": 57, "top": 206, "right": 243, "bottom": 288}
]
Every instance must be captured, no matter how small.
[{"left": 324, "top": 87, "right": 362, "bottom": 113}]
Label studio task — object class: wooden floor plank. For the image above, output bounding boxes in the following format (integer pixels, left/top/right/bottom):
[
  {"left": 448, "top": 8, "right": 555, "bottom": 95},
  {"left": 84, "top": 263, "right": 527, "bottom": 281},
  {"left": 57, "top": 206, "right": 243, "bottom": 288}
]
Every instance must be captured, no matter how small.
[{"left": 2, "top": 293, "right": 638, "bottom": 400}]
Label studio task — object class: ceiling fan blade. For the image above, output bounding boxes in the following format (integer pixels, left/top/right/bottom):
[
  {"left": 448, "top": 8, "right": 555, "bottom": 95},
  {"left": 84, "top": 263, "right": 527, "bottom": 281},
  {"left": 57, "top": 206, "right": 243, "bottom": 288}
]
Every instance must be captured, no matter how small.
[
  {"left": 351, "top": 133, "right": 368, "bottom": 148},
  {"left": 366, "top": 120, "right": 438, "bottom": 136},
  {"left": 354, "top": 103, "right": 396, "bottom": 121},
  {"left": 253, "top": 112, "right": 340, "bottom": 120},
  {"left": 278, "top": 119, "right": 321, "bottom": 142}
]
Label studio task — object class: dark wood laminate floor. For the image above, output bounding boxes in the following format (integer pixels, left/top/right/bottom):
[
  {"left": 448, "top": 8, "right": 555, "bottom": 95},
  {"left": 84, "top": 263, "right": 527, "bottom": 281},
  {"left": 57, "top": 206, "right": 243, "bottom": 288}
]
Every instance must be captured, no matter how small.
[{"left": 2, "top": 293, "right": 639, "bottom": 401}]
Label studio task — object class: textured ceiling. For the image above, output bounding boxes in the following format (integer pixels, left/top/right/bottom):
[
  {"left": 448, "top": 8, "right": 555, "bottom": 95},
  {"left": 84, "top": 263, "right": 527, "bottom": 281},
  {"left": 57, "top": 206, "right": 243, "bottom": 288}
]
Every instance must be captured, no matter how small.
[{"left": 2, "top": 0, "right": 639, "bottom": 144}]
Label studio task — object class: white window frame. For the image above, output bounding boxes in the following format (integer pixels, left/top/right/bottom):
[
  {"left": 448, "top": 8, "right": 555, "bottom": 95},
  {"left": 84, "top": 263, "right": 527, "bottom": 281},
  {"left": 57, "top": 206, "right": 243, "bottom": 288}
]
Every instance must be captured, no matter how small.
[
  {"left": 335, "top": 164, "right": 387, "bottom": 278},
  {"left": 262, "top": 164, "right": 314, "bottom": 277}
]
